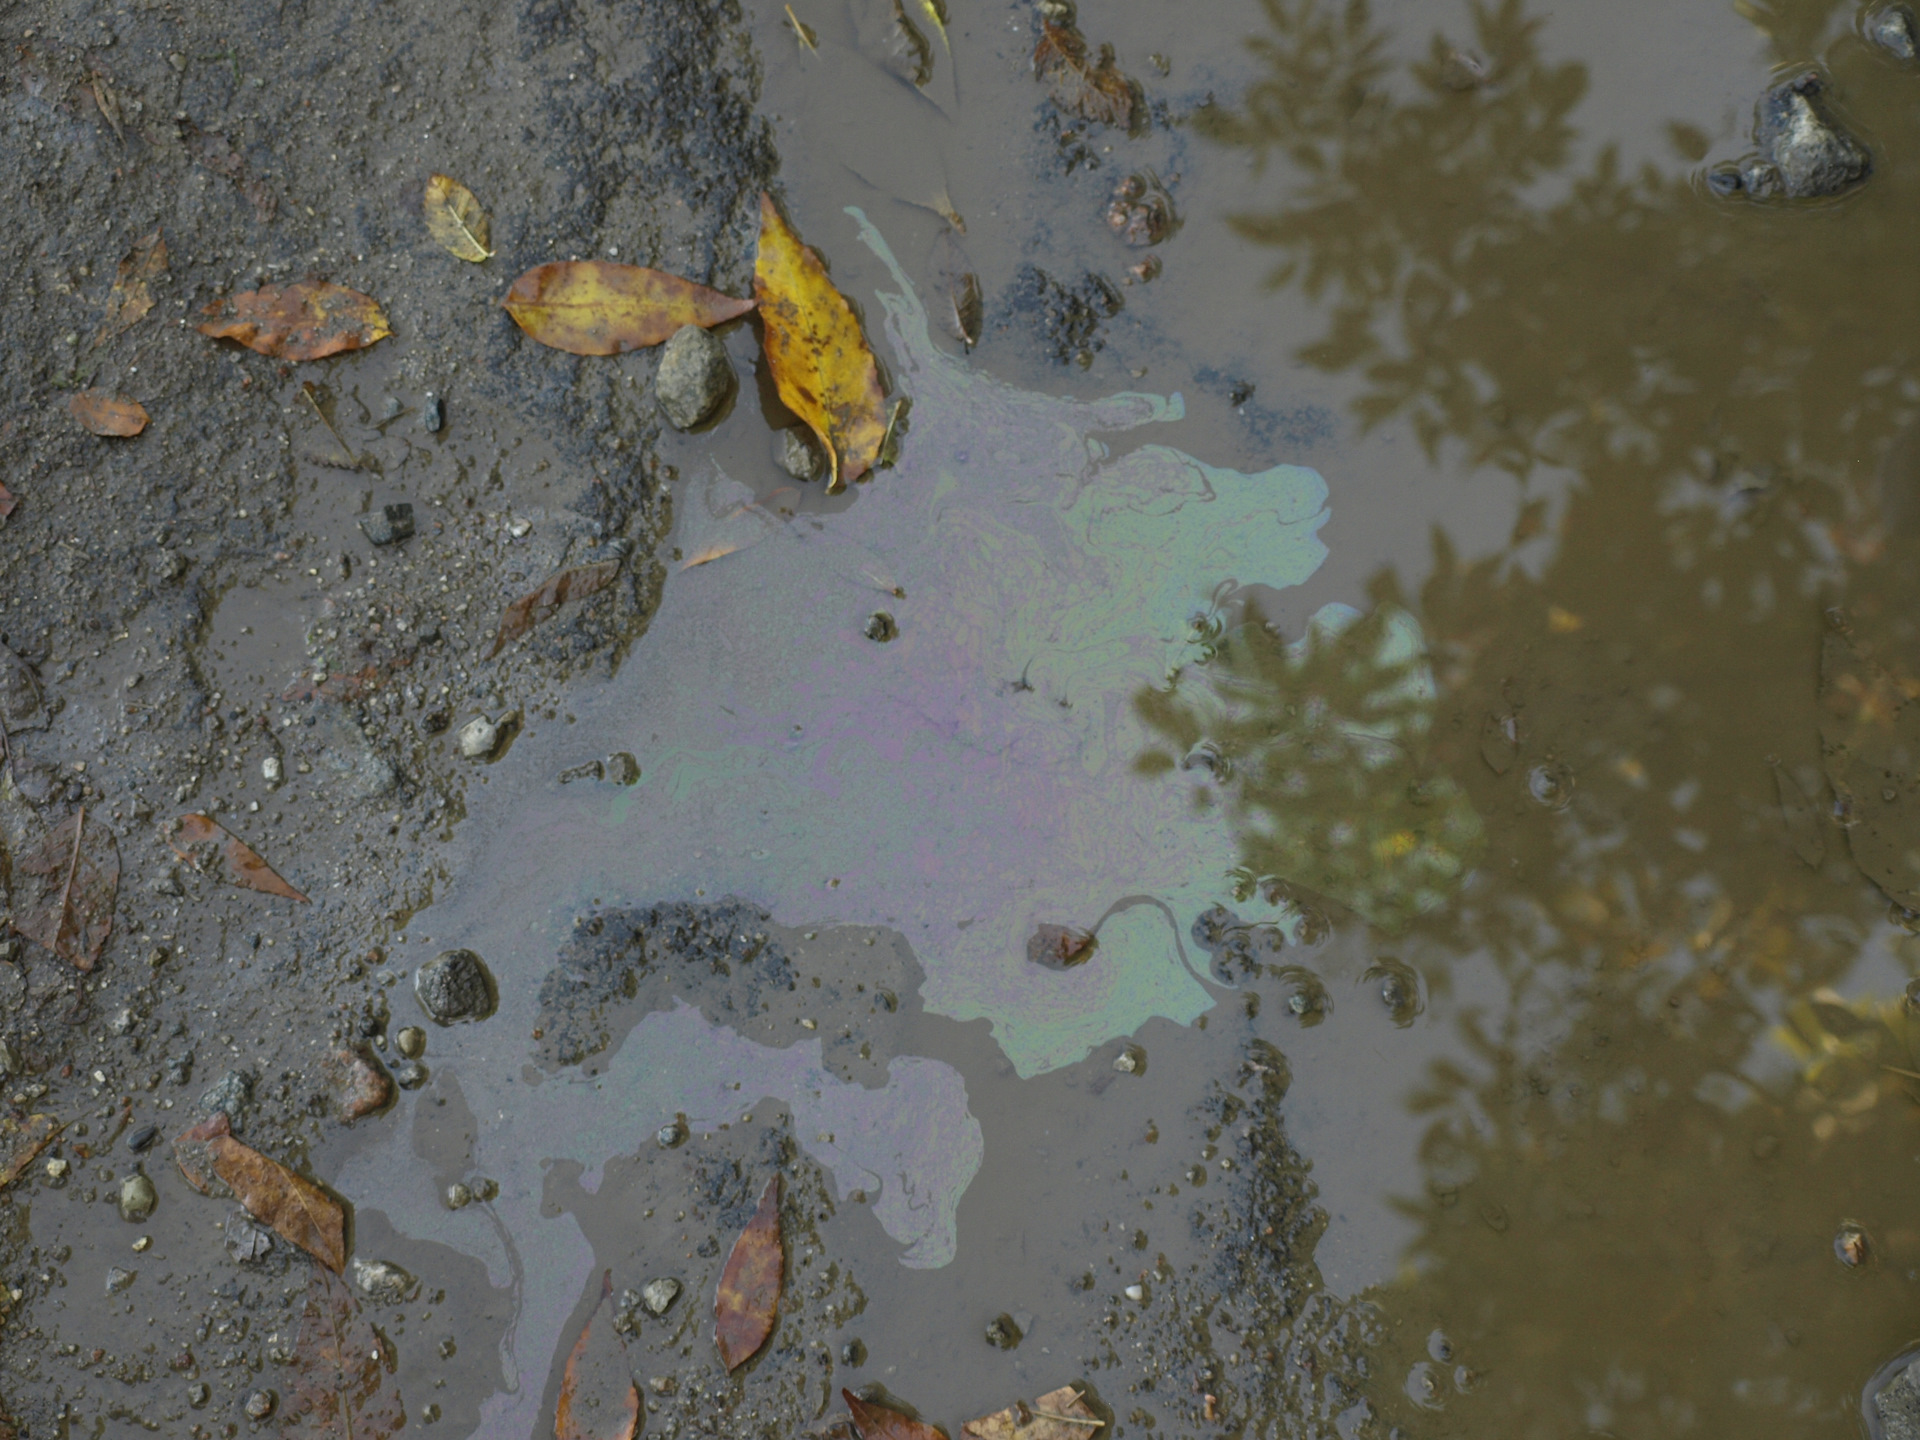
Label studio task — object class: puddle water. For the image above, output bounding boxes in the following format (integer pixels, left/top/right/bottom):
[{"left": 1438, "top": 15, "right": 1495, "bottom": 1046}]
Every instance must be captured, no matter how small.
[{"left": 324, "top": 0, "right": 1920, "bottom": 1435}]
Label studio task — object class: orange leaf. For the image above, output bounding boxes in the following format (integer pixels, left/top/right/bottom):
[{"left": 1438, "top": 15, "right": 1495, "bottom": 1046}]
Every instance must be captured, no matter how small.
[
  {"left": 556, "top": 1272, "right": 639, "bottom": 1440},
  {"left": 754, "top": 194, "right": 888, "bottom": 493},
  {"left": 283, "top": 1267, "right": 406, "bottom": 1439},
  {"left": 1033, "top": 20, "right": 1136, "bottom": 129},
  {"left": 503, "top": 261, "right": 755, "bottom": 356},
  {"left": 173, "top": 1112, "right": 346, "bottom": 1272},
  {"left": 485, "top": 559, "right": 623, "bottom": 658},
  {"left": 714, "top": 1175, "right": 782, "bottom": 1370},
  {"left": 93, "top": 230, "right": 167, "bottom": 347},
  {"left": 0, "top": 1114, "right": 62, "bottom": 1191},
  {"left": 10, "top": 807, "right": 119, "bottom": 971},
  {"left": 166, "top": 813, "right": 310, "bottom": 902},
  {"left": 197, "top": 281, "right": 392, "bottom": 360},
  {"left": 847, "top": 1390, "right": 948, "bottom": 1440},
  {"left": 68, "top": 390, "right": 148, "bottom": 437}
]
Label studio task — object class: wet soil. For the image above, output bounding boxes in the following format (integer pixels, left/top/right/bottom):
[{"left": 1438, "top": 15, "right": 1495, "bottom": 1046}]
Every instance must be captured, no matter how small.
[{"left": 8, "top": 0, "right": 1920, "bottom": 1437}]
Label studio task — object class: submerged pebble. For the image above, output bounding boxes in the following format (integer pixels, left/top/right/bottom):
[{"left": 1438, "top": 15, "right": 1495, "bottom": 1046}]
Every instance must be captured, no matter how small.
[
  {"left": 655, "top": 324, "right": 734, "bottom": 430},
  {"left": 1869, "top": 4, "right": 1918, "bottom": 60},
  {"left": 415, "top": 948, "right": 493, "bottom": 1025},
  {"left": 395, "top": 1025, "right": 427, "bottom": 1059},
  {"left": 353, "top": 1257, "right": 416, "bottom": 1303},
  {"left": 776, "top": 427, "right": 823, "bottom": 482}
]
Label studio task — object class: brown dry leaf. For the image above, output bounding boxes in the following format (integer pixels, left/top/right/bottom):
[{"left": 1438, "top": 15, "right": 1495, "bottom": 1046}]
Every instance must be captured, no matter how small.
[
  {"left": 930, "top": 231, "right": 981, "bottom": 348},
  {"left": 714, "top": 1175, "right": 782, "bottom": 1370},
  {"left": 963, "top": 1387, "right": 1105, "bottom": 1440},
  {"left": 90, "top": 74, "right": 124, "bottom": 143},
  {"left": 282, "top": 1266, "right": 406, "bottom": 1440},
  {"left": 166, "top": 813, "right": 311, "bottom": 903},
  {"left": 93, "top": 230, "right": 167, "bottom": 347},
  {"left": 68, "top": 390, "right": 149, "bottom": 437},
  {"left": 197, "top": 281, "right": 392, "bottom": 361},
  {"left": 846, "top": 1390, "right": 948, "bottom": 1440},
  {"left": 11, "top": 807, "right": 120, "bottom": 971},
  {"left": 556, "top": 1271, "right": 640, "bottom": 1440},
  {"left": 1033, "top": 21, "right": 1136, "bottom": 129},
  {"left": 423, "top": 173, "right": 493, "bottom": 262},
  {"left": 485, "top": 559, "right": 623, "bottom": 659},
  {"left": 0, "top": 1115, "right": 63, "bottom": 1191},
  {"left": 173, "top": 1111, "right": 347, "bottom": 1272},
  {"left": 754, "top": 194, "right": 888, "bottom": 494},
  {"left": 502, "top": 261, "right": 754, "bottom": 356}
]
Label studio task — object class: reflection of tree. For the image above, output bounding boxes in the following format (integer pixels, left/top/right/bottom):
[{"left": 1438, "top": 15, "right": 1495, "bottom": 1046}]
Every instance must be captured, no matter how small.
[{"left": 1143, "top": 0, "right": 1920, "bottom": 1432}]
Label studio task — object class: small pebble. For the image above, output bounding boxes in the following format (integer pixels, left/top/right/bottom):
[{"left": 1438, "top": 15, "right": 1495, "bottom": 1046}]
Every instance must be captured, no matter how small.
[
  {"left": 128, "top": 1124, "right": 160, "bottom": 1153},
  {"left": 352, "top": 1257, "right": 416, "bottom": 1303},
  {"left": 132, "top": 1236, "right": 151, "bottom": 1252},
  {"left": 105, "top": 1265, "right": 136, "bottom": 1294},
  {"left": 422, "top": 393, "right": 445, "bottom": 433},
  {"left": 360, "top": 502, "right": 415, "bottom": 547},
  {"left": 776, "top": 427, "right": 823, "bottom": 482},
  {"left": 656, "top": 1119, "right": 688, "bottom": 1148},
  {"left": 188, "top": 1383, "right": 211, "bottom": 1409},
  {"left": 394, "top": 1060, "right": 428, "bottom": 1089},
  {"left": 1124, "top": 1283, "right": 1146, "bottom": 1302},
  {"left": 44, "top": 1157, "right": 69, "bottom": 1182},
  {"left": 641, "top": 1277, "right": 681, "bottom": 1315},
  {"left": 840, "top": 1338, "right": 867, "bottom": 1366},
  {"left": 244, "top": 1390, "right": 276, "bottom": 1421},
  {"left": 446, "top": 1183, "right": 472, "bottom": 1210},
  {"left": 395, "top": 1026, "right": 427, "bottom": 1059},
  {"left": 119, "top": 1173, "right": 157, "bottom": 1223},
  {"left": 654, "top": 324, "right": 735, "bottom": 430},
  {"left": 456, "top": 715, "right": 500, "bottom": 760},
  {"left": 261, "top": 756, "right": 283, "bottom": 786},
  {"left": 415, "top": 948, "right": 493, "bottom": 1024},
  {"left": 864, "top": 612, "right": 897, "bottom": 643}
]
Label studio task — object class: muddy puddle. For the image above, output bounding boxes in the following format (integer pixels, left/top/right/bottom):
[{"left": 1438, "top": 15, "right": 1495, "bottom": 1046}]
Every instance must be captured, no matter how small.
[{"left": 21, "top": 0, "right": 1920, "bottom": 1434}]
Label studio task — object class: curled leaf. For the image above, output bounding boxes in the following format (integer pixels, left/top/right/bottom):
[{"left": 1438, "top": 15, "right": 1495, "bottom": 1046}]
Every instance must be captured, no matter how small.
[
  {"left": 846, "top": 1390, "right": 948, "bottom": 1440},
  {"left": 197, "top": 281, "right": 392, "bottom": 361},
  {"left": 283, "top": 1267, "right": 406, "bottom": 1439},
  {"left": 1034, "top": 20, "right": 1137, "bottom": 129},
  {"left": 930, "top": 230, "right": 982, "bottom": 347},
  {"left": 754, "top": 194, "right": 888, "bottom": 493},
  {"left": 424, "top": 173, "right": 494, "bottom": 262},
  {"left": 167, "top": 813, "right": 310, "bottom": 902},
  {"left": 964, "top": 1387, "right": 1106, "bottom": 1440},
  {"left": 173, "top": 1111, "right": 346, "bottom": 1272},
  {"left": 0, "top": 1115, "right": 63, "bottom": 1191},
  {"left": 93, "top": 230, "right": 167, "bottom": 346},
  {"left": 11, "top": 807, "right": 119, "bottom": 971},
  {"left": 68, "top": 390, "right": 148, "bottom": 437},
  {"left": 486, "top": 559, "right": 624, "bottom": 659},
  {"left": 556, "top": 1272, "right": 639, "bottom": 1440},
  {"left": 714, "top": 1175, "right": 782, "bottom": 1370},
  {"left": 503, "top": 262, "right": 754, "bottom": 356}
]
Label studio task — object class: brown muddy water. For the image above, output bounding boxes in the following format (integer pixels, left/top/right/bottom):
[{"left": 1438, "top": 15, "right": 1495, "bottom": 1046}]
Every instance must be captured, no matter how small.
[{"left": 26, "top": 0, "right": 1920, "bottom": 1435}]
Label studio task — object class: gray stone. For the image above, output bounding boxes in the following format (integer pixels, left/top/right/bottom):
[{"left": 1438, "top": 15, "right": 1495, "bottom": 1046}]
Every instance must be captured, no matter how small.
[
  {"left": 641, "top": 1277, "right": 681, "bottom": 1315},
  {"left": 414, "top": 948, "right": 493, "bottom": 1025},
  {"left": 118, "top": 1174, "right": 156, "bottom": 1223},
  {"left": 198, "top": 1069, "right": 254, "bottom": 1131},
  {"left": 1870, "top": 5, "right": 1918, "bottom": 60},
  {"left": 244, "top": 1390, "right": 277, "bottom": 1421},
  {"left": 1875, "top": 1353, "right": 1920, "bottom": 1440},
  {"left": 104, "top": 1266, "right": 136, "bottom": 1294},
  {"left": 394, "top": 1025, "right": 426, "bottom": 1059},
  {"left": 393, "top": 1060, "right": 428, "bottom": 1089},
  {"left": 655, "top": 325, "right": 734, "bottom": 430},
  {"left": 456, "top": 715, "right": 499, "bottom": 759},
  {"left": 352, "top": 1257, "right": 416, "bottom": 1303},
  {"left": 775, "top": 427, "right": 822, "bottom": 482},
  {"left": 1748, "top": 72, "right": 1872, "bottom": 199},
  {"left": 360, "top": 502, "right": 415, "bottom": 546},
  {"left": 422, "top": 393, "right": 444, "bottom": 433},
  {"left": 225, "top": 1210, "right": 276, "bottom": 1264}
]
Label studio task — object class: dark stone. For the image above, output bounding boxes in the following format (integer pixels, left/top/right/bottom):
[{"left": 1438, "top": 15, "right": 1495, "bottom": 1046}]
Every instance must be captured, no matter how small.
[
  {"left": 360, "top": 503, "right": 416, "bottom": 547},
  {"left": 864, "top": 611, "right": 897, "bottom": 643},
  {"left": 1869, "top": 5, "right": 1918, "bottom": 60},
  {"left": 127, "top": 1124, "right": 160, "bottom": 1153},
  {"left": 1749, "top": 72, "right": 1871, "bottom": 199},
  {"left": 984, "top": 1312, "right": 1023, "bottom": 1349},
  {"left": 1875, "top": 1352, "right": 1920, "bottom": 1440},
  {"left": 414, "top": 948, "right": 494, "bottom": 1025},
  {"left": 840, "top": 1338, "right": 867, "bottom": 1366}
]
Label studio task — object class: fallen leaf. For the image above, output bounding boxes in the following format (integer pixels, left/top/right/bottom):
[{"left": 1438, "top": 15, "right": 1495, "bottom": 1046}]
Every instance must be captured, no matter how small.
[
  {"left": 197, "top": 281, "right": 392, "bottom": 361},
  {"left": 754, "top": 194, "right": 888, "bottom": 493},
  {"left": 786, "top": 3, "right": 819, "bottom": 50},
  {"left": 485, "top": 559, "right": 624, "bottom": 659},
  {"left": 68, "top": 390, "right": 149, "bottom": 437},
  {"left": 1027, "top": 924, "right": 1096, "bottom": 969},
  {"left": 930, "top": 231, "right": 981, "bottom": 348},
  {"left": 166, "top": 813, "right": 311, "bottom": 902},
  {"left": 423, "top": 173, "right": 493, "bottom": 262},
  {"left": 0, "top": 642, "right": 49, "bottom": 735},
  {"left": 282, "top": 1267, "right": 406, "bottom": 1440},
  {"left": 90, "top": 73, "right": 124, "bottom": 143},
  {"left": 300, "top": 382, "right": 357, "bottom": 467},
  {"left": 502, "top": 261, "right": 754, "bottom": 356},
  {"left": 93, "top": 230, "right": 167, "bottom": 346},
  {"left": 1033, "top": 20, "right": 1136, "bottom": 129},
  {"left": 173, "top": 1111, "right": 346, "bottom": 1272},
  {"left": 11, "top": 807, "right": 119, "bottom": 971},
  {"left": 556, "top": 1271, "right": 639, "bottom": 1440},
  {"left": 880, "top": 0, "right": 934, "bottom": 86},
  {"left": 846, "top": 1390, "right": 947, "bottom": 1440},
  {"left": 921, "top": 0, "right": 951, "bottom": 51},
  {"left": 714, "top": 1175, "right": 782, "bottom": 1370},
  {"left": 964, "top": 1386, "right": 1106, "bottom": 1440},
  {"left": 0, "top": 1115, "right": 62, "bottom": 1191}
]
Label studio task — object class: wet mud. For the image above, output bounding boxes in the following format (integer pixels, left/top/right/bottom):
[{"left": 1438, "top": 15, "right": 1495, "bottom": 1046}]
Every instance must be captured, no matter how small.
[{"left": 9, "top": 0, "right": 1920, "bottom": 1436}]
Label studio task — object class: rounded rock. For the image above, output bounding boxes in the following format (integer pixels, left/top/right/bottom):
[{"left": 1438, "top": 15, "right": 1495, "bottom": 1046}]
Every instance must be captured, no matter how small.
[
  {"left": 244, "top": 1390, "right": 277, "bottom": 1421},
  {"left": 118, "top": 1173, "right": 157, "bottom": 1223},
  {"left": 655, "top": 325, "right": 735, "bottom": 431},
  {"left": 395, "top": 1026, "right": 427, "bottom": 1059},
  {"left": 775, "top": 427, "right": 823, "bottom": 482},
  {"left": 446, "top": 1183, "right": 472, "bottom": 1210},
  {"left": 656, "top": 1118, "right": 688, "bottom": 1148},
  {"left": 414, "top": 949, "right": 494, "bottom": 1025},
  {"left": 394, "top": 1060, "right": 429, "bottom": 1090}
]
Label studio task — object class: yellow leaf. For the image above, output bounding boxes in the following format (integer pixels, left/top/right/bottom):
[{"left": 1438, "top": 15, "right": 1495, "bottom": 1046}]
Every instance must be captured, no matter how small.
[
  {"left": 753, "top": 194, "right": 888, "bottom": 494},
  {"left": 921, "top": 0, "right": 950, "bottom": 51},
  {"left": 503, "top": 262, "right": 756, "bottom": 356},
  {"left": 423, "top": 173, "right": 493, "bottom": 262}
]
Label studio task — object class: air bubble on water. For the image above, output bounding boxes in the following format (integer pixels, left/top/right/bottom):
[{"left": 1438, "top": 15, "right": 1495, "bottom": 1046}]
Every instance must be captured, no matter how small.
[
  {"left": 1276, "top": 966, "right": 1329, "bottom": 1026},
  {"left": 1364, "top": 957, "right": 1424, "bottom": 1027},
  {"left": 1527, "top": 760, "right": 1575, "bottom": 811},
  {"left": 1405, "top": 1361, "right": 1445, "bottom": 1410}
]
